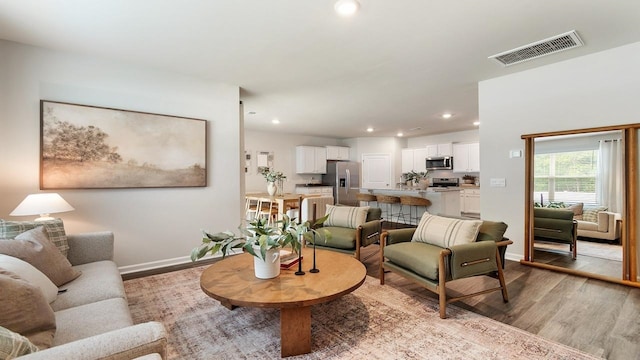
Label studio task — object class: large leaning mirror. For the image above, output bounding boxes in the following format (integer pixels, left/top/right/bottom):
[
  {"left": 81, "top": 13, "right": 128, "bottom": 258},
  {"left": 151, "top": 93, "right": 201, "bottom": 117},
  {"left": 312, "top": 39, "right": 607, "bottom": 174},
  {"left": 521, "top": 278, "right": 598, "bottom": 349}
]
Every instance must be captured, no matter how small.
[{"left": 522, "top": 125, "right": 639, "bottom": 287}]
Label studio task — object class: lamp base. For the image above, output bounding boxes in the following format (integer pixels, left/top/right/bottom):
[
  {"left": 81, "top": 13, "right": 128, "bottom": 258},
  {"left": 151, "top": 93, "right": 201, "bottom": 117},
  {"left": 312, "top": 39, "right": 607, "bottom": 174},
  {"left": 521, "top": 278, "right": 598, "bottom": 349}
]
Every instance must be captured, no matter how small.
[{"left": 35, "top": 214, "right": 55, "bottom": 221}]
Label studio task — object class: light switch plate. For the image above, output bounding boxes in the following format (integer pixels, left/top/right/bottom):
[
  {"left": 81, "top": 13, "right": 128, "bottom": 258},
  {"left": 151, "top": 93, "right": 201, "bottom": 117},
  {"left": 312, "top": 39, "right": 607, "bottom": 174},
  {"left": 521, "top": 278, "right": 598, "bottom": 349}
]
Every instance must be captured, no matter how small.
[
  {"left": 510, "top": 150, "right": 522, "bottom": 158},
  {"left": 490, "top": 178, "right": 506, "bottom": 187}
]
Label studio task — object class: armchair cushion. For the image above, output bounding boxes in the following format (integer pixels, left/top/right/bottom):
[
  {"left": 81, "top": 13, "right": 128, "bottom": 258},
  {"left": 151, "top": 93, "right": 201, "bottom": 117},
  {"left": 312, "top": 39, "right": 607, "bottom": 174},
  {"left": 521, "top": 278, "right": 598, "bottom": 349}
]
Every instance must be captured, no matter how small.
[
  {"left": 324, "top": 205, "right": 369, "bottom": 228},
  {"left": 582, "top": 206, "right": 608, "bottom": 223},
  {"left": 316, "top": 227, "right": 358, "bottom": 250},
  {"left": 383, "top": 241, "right": 442, "bottom": 280},
  {"left": 411, "top": 213, "right": 482, "bottom": 248}
]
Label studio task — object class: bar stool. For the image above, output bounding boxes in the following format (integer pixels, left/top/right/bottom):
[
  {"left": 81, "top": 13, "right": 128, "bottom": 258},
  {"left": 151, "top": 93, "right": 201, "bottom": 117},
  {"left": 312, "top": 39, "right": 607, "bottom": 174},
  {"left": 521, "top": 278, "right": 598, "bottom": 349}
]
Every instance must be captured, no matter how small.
[
  {"left": 356, "top": 193, "right": 377, "bottom": 207},
  {"left": 376, "top": 195, "right": 401, "bottom": 229},
  {"left": 399, "top": 196, "right": 432, "bottom": 226}
]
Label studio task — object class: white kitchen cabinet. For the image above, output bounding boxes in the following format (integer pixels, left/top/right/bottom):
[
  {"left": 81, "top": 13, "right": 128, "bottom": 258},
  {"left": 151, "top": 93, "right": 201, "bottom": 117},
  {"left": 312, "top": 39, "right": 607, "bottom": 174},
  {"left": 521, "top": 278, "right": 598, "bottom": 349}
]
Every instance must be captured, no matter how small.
[
  {"left": 326, "top": 146, "right": 350, "bottom": 160},
  {"left": 426, "top": 143, "right": 453, "bottom": 157},
  {"left": 296, "top": 146, "right": 327, "bottom": 174},
  {"left": 413, "top": 148, "right": 429, "bottom": 172},
  {"left": 401, "top": 149, "right": 414, "bottom": 173},
  {"left": 452, "top": 142, "right": 480, "bottom": 173},
  {"left": 460, "top": 188, "right": 481, "bottom": 214}
]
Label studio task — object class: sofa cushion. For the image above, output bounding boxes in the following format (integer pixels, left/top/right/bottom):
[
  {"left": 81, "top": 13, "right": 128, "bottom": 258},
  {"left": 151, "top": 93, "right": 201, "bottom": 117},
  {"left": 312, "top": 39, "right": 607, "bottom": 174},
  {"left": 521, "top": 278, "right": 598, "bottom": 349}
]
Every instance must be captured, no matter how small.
[
  {"left": 476, "top": 221, "right": 508, "bottom": 242},
  {"left": 576, "top": 220, "right": 599, "bottom": 232},
  {"left": 0, "top": 254, "right": 58, "bottom": 304},
  {"left": 0, "top": 219, "right": 69, "bottom": 257},
  {"left": 582, "top": 206, "right": 608, "bottom": 223},
  {"left": 412, "top": 213, "right": 482, "bottom": 248},
  {"left": 0, "top": 270, "right": 56, "bottom": 350},
  {"left": 384, "top": 242, "right": 442, "bottom": 280},
  {"left": 0, "top": 227, "right": 81, "bottom": 286},
  {"left": 0, "top": 325, "right": 39, "bottom": 358},
  {"left": 324, "top": 205, "right": 369, "bottom": 228},
  {"left": 53, "top": 298, "right": 133, "bottom": 346},
  {"left": 51, "top": 260, "right": 127, "bottom": 312}
]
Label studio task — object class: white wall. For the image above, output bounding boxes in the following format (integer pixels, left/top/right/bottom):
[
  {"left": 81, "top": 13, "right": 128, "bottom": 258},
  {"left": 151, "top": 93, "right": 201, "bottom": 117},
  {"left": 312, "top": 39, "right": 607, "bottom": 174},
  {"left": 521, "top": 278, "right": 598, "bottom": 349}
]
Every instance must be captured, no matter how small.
[
  {"left": 344, "top": 137, "right": 405, "bottom": 187},
  {"left": 479, "top": 41, "right": 640, "bottom": 261},
  {"left": 0, "top": 40, "right": 242, "bottom": 271},
  {"left": 243, "top": 130, "right": 341, "bottom": 192}
]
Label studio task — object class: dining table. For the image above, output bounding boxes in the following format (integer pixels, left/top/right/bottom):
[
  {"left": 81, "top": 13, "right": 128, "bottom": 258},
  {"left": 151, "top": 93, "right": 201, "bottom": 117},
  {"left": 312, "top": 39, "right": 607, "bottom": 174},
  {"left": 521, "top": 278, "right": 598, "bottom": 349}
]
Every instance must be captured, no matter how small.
[{"left": 245, "top": 192, "right": 313, "bottom": 221}]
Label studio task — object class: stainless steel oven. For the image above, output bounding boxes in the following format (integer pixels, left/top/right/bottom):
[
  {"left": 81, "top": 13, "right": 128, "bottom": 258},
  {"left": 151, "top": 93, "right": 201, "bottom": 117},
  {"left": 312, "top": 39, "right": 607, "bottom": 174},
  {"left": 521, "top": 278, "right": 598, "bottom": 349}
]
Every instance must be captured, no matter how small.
[{"left": 425, "top": 156, "right": 453, "bottom": 170}]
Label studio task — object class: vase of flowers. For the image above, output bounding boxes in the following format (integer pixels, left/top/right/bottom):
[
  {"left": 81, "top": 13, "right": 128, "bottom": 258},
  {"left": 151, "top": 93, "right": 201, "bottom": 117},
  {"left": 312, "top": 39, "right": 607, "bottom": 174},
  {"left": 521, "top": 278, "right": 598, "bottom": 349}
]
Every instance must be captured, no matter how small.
[
  {"left": 260, "top": 168, "right": 286, "bottom": 196},
  {"left": 191, "top": 215, "right": 329, "bottom": 279},
  {"left": 267, "top": 182, "right": 277, "bottom": 196}
]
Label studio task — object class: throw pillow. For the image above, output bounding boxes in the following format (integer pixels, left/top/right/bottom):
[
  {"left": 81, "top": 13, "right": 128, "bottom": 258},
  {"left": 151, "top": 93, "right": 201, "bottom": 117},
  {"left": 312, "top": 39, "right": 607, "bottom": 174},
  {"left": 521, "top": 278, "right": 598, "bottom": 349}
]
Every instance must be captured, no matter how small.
[
  {"left": 567, "top": 203, "right": 584, "bottom": 218},
  {"left": 411, "top": 213, "right": 483, "bottom": 248},
  {"left": 0, "top": 226, "right": 81, "bottom": 286},
  {"left": 0, "top": 325, "right": 39, "bottom": 358},
  {"left": 0, "top": 255, "right": 58, "bottom": 303},
  {"left": 0, "top": 219, "right": 69, "bottom": 257},
  {"left": 545, "top": 201, "right": 566, "bottom": 209},
  {"left": 0, "top": 270, "right": 56, "bottom": 350},
  {"left": 324, "top": 205, "right": 369, "bottom": 228},
  {"left": 582, "top": 206, "right": 608, "bottom": 223}
]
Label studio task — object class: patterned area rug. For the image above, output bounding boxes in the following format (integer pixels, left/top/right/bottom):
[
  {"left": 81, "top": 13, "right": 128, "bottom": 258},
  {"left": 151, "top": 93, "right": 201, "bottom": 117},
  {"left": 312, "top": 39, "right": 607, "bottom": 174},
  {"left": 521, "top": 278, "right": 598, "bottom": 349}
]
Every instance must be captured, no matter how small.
[{"left": 124, "top": 266, "right": 599, "bottom": 359}]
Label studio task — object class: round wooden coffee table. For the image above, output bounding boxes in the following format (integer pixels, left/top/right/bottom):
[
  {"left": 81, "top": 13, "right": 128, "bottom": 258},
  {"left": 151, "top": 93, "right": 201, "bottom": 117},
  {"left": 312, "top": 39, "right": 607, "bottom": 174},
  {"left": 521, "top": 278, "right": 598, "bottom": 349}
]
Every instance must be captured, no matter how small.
[{"left": 200, "top": 248, "right": 366, "bottom": 357}]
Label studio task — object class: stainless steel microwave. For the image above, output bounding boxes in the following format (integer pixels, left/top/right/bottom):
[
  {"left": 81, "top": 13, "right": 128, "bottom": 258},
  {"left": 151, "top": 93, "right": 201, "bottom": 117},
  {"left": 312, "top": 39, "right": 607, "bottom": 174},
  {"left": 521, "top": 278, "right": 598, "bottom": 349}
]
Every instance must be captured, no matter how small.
[{"left": 426, "top": 156, "right": 453, "bottom": 170}]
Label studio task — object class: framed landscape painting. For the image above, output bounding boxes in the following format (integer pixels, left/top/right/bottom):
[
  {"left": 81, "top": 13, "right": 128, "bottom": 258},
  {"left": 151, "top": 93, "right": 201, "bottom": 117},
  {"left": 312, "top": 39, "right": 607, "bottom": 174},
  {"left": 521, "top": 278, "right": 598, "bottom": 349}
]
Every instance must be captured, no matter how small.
[{"left": 40, "top": 100, "right": 207, "bottom": 189}]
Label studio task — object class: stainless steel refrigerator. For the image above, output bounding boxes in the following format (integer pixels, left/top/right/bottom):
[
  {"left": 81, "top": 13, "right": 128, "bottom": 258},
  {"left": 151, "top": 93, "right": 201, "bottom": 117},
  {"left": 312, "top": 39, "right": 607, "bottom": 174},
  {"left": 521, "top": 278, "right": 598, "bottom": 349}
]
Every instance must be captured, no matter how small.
[{"left": 323, "top": 161, "right": 360, "bottom": 206}]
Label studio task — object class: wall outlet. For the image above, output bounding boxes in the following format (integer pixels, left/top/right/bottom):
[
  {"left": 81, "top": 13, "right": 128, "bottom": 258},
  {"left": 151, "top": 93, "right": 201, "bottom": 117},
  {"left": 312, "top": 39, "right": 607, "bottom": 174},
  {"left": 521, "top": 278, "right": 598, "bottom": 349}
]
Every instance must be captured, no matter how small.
[{"left": 489, "top": 178, "right": 506, "bottom": 187}]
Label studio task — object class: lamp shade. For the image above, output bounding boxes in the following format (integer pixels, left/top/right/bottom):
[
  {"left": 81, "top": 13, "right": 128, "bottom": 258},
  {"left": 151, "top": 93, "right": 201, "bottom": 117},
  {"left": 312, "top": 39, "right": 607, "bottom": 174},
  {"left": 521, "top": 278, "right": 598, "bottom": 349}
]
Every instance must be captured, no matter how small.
[{"left": 10, "top": 193, "right": 75, "bottom": 221}]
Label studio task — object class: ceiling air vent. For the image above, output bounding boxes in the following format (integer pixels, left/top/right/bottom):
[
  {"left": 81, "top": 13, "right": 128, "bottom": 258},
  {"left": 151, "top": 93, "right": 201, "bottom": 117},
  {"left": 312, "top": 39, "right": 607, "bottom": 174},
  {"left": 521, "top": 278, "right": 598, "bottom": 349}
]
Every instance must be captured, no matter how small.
[{"left": 488, "top": 30, "right": 584, "bottom": 67}]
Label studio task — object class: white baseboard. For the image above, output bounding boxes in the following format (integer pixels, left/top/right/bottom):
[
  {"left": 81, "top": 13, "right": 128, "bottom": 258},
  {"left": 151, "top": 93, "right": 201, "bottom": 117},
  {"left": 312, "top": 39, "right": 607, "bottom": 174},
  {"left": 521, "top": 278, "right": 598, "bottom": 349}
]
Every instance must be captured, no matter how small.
[
  {"left": 118, "top": 253, "right": 221, "bottom": 275},
  {"left": 504, "top": 251, "right": 521, "bottom": 263}
]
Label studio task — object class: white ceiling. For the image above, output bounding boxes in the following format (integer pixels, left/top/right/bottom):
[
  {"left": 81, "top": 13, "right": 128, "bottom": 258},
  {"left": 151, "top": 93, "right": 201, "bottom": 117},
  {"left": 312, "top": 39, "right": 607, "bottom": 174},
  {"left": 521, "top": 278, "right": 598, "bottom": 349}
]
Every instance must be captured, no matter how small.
[{"left": 1, "top": 1, "right": 640, "bottom": 138}]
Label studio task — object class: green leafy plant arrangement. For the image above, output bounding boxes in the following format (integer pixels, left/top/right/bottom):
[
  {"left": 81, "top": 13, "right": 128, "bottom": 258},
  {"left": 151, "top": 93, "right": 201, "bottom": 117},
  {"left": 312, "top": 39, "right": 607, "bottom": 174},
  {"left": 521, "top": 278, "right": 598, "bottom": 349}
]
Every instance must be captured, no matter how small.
[
  {"left": 190, "top": 214, "right": 330, "bottom": 262},
  {"left": 403, "top": 170, "right": 429, "bottom": 184},
  {"left": 259, "top": 168, "right": 287, "bottom": 183}
]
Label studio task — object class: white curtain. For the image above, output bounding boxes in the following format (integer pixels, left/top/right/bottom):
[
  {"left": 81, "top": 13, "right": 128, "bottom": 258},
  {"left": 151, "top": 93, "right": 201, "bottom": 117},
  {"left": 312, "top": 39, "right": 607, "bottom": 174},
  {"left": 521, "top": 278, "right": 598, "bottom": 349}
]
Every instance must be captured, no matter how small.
[{"left": 598, "top": 139, "right": 623, "bottom": 213}]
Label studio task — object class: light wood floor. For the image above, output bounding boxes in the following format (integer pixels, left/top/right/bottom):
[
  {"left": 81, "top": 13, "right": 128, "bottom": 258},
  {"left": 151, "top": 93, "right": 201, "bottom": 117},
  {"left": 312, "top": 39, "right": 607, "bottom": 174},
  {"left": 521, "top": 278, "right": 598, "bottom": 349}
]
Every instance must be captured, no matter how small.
[{"left": 360, "top": 245, "right": 640, "bottom": 360}]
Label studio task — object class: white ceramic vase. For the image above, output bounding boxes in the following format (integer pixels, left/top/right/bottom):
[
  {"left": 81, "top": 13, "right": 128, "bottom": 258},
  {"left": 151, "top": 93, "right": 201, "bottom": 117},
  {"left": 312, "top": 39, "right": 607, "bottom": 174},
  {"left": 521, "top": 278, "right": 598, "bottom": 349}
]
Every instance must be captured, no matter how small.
[
  {"left": 267, "top": 182, "right": 277, "bottom": 196},
  {"left": 253, "top": 247, "right": 281, "bottom": 279}
]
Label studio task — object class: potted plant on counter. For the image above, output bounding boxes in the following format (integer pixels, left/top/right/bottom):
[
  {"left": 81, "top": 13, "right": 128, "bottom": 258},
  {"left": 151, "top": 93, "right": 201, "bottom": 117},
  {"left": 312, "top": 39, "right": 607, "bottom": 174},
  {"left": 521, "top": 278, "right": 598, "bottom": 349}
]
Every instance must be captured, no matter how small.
[
  {"left": 403, "top": 170, "right": 430, "bottom": 189},
  {"left": 191, "top": 215, "right": 329, "bottom": 279}
]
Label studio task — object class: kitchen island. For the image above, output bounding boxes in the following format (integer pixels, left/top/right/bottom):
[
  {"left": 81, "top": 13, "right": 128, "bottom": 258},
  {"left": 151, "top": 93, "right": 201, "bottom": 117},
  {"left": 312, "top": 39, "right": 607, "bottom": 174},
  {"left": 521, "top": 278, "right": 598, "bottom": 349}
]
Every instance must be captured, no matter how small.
[{"left": 360, "top": 187, "right": 461, "bottom": 225}]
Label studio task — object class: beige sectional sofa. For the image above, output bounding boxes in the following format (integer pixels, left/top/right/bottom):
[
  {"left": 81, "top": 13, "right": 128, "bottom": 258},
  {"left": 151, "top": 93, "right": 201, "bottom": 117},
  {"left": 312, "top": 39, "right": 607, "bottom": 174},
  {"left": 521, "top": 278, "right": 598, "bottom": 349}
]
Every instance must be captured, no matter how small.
[
  {"left": 0, "top": 223, "right": 167, "bottom": 359},
  {"left": 576, "top": 211, "right": 621, "bottom": 242}
]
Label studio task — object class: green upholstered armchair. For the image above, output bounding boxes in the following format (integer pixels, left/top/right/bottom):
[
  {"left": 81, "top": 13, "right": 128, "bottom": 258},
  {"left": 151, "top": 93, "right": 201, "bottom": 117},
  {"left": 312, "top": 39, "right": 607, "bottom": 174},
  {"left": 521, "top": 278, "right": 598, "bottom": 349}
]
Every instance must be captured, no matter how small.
[
  {"left": 309, "top": 207, "right": 382, "bottom": 261},
  {"left": 533, "top": 207, "right": 577, "bottom": 259},
  {"left": 380, "top": 216, "right": 512, "bottom": 319}
]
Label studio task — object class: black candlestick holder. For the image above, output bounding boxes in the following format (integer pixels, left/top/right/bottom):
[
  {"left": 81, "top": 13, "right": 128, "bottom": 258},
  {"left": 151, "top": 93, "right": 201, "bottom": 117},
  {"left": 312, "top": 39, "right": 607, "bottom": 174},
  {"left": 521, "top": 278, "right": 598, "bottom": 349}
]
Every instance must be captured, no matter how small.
[
  {"left": 295, "top": 234, "right": 305, "bottom": 276},
  {"left": 309, "top": 232, "right": 319, "bottom": 273}
]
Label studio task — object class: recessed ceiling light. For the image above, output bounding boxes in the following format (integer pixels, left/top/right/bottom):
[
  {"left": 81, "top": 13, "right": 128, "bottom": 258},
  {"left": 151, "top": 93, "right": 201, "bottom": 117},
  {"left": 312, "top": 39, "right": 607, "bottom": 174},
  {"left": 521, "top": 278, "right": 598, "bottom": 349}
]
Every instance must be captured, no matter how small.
[
  {"left": 334, "top": 0, "right": 360, "bottom": 16},
  {"left": 442, "top": 113, "right": 453, "bottom": 119},
  {"left": 397, "top": 132, "right": 404, "bottom": 137},
  {"left": 366, "top": 127, "right": 374, "bottom": 132},
  {"left": 272, "top": 119, "right": 280, "bottom": 124},
  {"left": 473, "top": 121, "right": 480, "bottom": 126}
]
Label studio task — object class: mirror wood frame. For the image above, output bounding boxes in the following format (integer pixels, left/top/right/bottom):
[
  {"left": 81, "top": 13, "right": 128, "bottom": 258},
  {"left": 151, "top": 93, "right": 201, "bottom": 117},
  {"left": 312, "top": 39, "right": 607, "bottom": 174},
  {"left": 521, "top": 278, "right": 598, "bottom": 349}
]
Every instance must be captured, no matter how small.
[{"left": 521, "top": 124, "right": 639, "bottom": 288}]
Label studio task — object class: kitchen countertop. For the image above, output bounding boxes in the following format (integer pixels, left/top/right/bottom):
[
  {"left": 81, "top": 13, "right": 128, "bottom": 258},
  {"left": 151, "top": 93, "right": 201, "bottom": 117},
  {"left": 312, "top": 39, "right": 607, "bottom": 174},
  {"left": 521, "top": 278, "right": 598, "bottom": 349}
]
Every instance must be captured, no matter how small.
[{"left": 295, "top": 183, "right": 333, "bottom": 187}]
